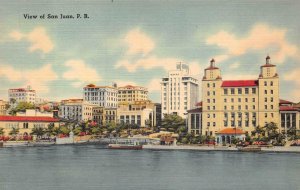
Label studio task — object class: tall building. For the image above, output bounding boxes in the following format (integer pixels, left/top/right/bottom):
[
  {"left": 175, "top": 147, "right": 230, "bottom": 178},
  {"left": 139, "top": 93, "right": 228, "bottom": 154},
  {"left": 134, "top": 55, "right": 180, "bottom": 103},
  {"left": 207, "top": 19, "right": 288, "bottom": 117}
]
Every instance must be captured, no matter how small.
[
  {"left": 8, "top": 86, "right": 36, "bottom": 105},
  {"left": 201, "top": 56, "right": 280, "bottom": 140},
  {"left": 161, "top": 63, "right": 199, "bottom": 118},
  {"left": 118, "top": 85, "right": 148, "bottom": 103},
  {"left": 83, "top": 84, "right": 118, "bottom": 108}
]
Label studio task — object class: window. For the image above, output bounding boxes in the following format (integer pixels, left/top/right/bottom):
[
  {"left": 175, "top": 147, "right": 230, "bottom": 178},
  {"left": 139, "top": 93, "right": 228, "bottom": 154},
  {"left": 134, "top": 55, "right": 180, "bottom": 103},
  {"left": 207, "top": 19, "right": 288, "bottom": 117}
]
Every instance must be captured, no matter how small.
[
  {"left": 265, "top": 105, "right": 267, "bottom": 109},
  {"left": 224, "top": 89, "right": 228, "bottom": 95},
  {"left": 213, "top": 83, "right": 215, "bottom": 87},
  {"left": 231, "top": 98, "right": 234, "bottom": 103},
  {"left": 213, "top": 91, "right": 215, "bottom": 95},
  {"left": 213, "top": 122, "right": 216, "bottom": 127},
  {"left": 238, "top": 105, "right": 241, "bottom": 110},
  {"left": 265, "top": 113, "right": 267, "bottom": 118},
  {"left": 271, "top": 113, "right": 274, "bottom": 117},
  {"left": 245, "top": 105, "right": 248, "bottom": 110},
  {"left": 207, "top": 99, "right": 210, "bottom": 103},
  {"left": 231, "top": 106, "right": 234, "bottom": 110},
  {"left": 271, "top": 97, "right": 273, "bottom": 102},
  {"left": 224, "top": 98, "right": 227, "bottom": 103},
  {"left": 253, "top": 105, "right": 255, "bottom": 109},
  {"left": 213, "top": 114, "right": 216, "bottom": 118},
  {"left": 271, "top": 90, "right": 273, "bottom": 94},
  {"left": 231, "top": 88, "right": 235, "bottom": 94},
  {"left": 265, "top": 90, "right": 267, "bottom": 94},
  {"left": 245, "top": 88, "right": 249, "bottom": 94},
  {"left": 207, "top": 106, "right": 210, "bottom": 110},
  {"left": 252, "top": 88, "right": 256, "bottom": 94},
  {"left": 207, "top": 122, "right": 210, "bottom": 127},
  {"left": 271, "top": 105, "right": 273, "bottom": 109},
  {"left": 213, "top": 106, "right": 215, "bottom": 110},
  {"left": 238, "top": 98, "right": 241, "bottom": 102},
  {"left": 265, "top": 98, "right": 267, "bottom": 102},
  {"left": 224, "top": 106, "right": 227, "bottom": 110},
  {"left": 207, "top": 91, "right": 210, "bottom": 96},
  {"left": 224, "top": 113, "right": 228, "bottom": 118},
  {"left": 270, "top": 81, "right": 273, "bottom": 86},
  {"left": 245, "top": 98, "right": 248, "bottom": 102},
  {"left": 238, "top": 88, "right": 242, "bottom": 94},
  {"left": 207, "top": 83, "right": 210, "bottom": 88},
  {"left": 224, "top": 121, "right": 228, "bottom": 127},
  {"left": 264, "top": 81, "right": 267, "bottom": 86},
  {"left": 207, "top": 114, "right": 210, "bottom": 118},
  {"left": 213, "top": 99, "right": 215, "bottom": 103},
  {"left": 252, "top": 98, "right": 255, "bottom": 102}
]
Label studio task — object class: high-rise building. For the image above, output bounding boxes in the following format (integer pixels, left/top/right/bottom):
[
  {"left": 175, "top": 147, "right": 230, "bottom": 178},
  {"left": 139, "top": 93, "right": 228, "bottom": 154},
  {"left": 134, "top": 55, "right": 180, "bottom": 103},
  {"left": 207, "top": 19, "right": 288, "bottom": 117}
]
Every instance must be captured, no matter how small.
[
  {"left": 201, "top": 56, "right": 280, "bottom": 140},
  {"left": 83, "top": 84, "right": 118, "bottom": 108},
  {"left": 8, "top": 86, "right": 36, "bottom": 105},
  {"left": 117, "top": 85, "right": 148, "bottom": 103},
  {"left": 161, "top": 63, "right": 199, "bottom": 118}
]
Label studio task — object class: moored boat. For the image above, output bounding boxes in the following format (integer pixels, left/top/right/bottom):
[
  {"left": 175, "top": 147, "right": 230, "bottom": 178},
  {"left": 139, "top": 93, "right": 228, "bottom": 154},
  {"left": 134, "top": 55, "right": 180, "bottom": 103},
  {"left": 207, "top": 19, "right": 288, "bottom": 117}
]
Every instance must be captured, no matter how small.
[{"left": 108, "top": 141, "right": 143, "bottom": 150}]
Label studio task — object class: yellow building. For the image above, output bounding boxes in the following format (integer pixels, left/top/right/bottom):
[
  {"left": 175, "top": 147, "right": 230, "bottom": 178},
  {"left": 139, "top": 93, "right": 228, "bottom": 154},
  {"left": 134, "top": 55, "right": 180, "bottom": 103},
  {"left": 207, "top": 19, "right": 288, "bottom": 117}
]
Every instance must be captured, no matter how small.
[
  {"left": 0, "top": 115, "right": 59, "bottom": 136},
  {"left": 0, "top": 100, "right": 8, "bottom": 115},
  {"left": 202, "top": 56, "right": 279, "bottom": 137},
  {"left": 118, "top": 85, "right": 148, "bottom": 103}
]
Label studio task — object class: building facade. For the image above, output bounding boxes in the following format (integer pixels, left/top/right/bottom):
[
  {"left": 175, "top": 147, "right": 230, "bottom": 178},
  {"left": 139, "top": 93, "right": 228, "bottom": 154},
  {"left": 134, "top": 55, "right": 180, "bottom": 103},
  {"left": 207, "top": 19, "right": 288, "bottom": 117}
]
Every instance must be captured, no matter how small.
[
  {"left": 117, "top": 100, "right": 159, "bottom": 127},
  {"left": 83, "top": 84, "right": 118, "bottom": 108},
  {"left": 59, "top": 99, "right": 98, "bottom": 122},
  {"left": 118, "top": 85, "right": 148, "bottom": 103},
  {"left": 8, "top": 86, "right": 36, "bottom": 105},
  {"left": 0, "top": 100, "right": 8, "bottom": 115},
  {"left": 202, "top": 56, "right": 280, "bottom": 137},
  {"left": 161, "top": 63, "right": 199, "bottom": 118},
  {"left": 0, "top": 115, "right": 59, "bottom": 136}
]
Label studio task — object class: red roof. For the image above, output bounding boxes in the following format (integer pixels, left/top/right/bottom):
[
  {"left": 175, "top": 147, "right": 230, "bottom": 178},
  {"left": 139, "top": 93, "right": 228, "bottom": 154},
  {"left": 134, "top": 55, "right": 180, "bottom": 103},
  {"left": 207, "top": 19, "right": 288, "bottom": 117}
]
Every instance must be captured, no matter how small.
[
  {"left": 0, "top": 116, "right": 59, "bottom": 122},
  {"left": 279, "top": 99, "right": 294, "bottom": 104},
  {"left": 205, "top": 66, "right": 219, "bottom": 70},
  {"left": 187, "top": 108, "right": 202, "bottom": 113},
  {"left": 261, "top": 64, "right": 275, "bottom": 67},
  {"left": 195, "top": 101, "right": 202, "bottom": 107},
  {"left": 280, "top": 106, "right": 299, "bottom": 111},
  {"left": 221, "top": 80, "right": 258, "bottom": 87},
  {"left": 216, "top": 128, "right": 245, "bottom": 135}
]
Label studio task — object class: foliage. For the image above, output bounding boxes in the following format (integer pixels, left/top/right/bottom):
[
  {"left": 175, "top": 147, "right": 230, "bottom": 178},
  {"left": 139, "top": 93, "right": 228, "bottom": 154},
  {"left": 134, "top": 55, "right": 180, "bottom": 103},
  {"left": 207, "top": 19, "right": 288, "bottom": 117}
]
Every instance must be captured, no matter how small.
[
  {"left": 9, "top": 102, "right": 35, "bottom": 115},
  {"left": 59, "top": 126, "right": 71, "bottom": 135},
  {"left": 31, "top": 126, "right": 45, "bottom": 138},
  {"left": 9, "top": 127, "right": 19, "bottom": 136},
  {"left": 0, "top": 127, "right": 4, "bottom": 136},
  {"left": 161, "top": 114, "right": 185, "bottom": 133}
]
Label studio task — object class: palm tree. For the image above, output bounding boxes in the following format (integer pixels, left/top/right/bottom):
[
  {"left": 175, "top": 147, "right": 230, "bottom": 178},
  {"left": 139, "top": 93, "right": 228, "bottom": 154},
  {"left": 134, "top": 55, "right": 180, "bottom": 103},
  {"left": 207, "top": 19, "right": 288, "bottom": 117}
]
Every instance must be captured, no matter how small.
[
  {"left": 264, "top": 122, "right": 278, "bottom": 141},
  {"left": 0, "top": 127, "right": 4, "bottom": 136},
  {"left": 31, "top": 126, "right": 45, "bottom": 139},
  {"left": 9, "top": 127, "right": 19, "bottom": 140}
]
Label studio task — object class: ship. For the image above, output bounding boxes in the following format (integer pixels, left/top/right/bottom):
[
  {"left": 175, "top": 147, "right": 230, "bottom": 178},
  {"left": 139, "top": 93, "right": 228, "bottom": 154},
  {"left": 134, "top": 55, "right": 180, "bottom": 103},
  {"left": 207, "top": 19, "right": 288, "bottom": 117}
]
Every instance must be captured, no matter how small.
[{"left": 108, "top": 140, "right": 143, "bottom": 150}]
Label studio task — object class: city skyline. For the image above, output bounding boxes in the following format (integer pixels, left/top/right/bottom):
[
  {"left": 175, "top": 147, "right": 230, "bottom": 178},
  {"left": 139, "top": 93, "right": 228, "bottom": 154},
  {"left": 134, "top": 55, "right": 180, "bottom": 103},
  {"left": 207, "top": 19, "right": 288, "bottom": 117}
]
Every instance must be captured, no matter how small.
[{"left": 0, "top": 0, "right": 299, "bottom": 103}]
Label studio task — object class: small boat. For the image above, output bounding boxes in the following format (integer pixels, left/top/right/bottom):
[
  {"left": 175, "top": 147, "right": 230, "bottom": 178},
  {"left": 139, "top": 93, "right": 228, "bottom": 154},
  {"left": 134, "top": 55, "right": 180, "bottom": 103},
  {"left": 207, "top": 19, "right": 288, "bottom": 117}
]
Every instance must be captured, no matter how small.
[
  {"left": 108, "top": 141, "right": 143, "bottom": 150},
  {"left": 238, "top": 146, "right": 261, "bottom": 152}
]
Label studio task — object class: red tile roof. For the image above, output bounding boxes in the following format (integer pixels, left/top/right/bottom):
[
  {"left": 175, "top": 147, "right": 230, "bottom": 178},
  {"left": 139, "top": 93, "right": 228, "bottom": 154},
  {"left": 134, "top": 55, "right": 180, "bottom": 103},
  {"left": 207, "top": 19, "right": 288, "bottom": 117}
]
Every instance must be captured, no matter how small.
[
  {"left": 221, "top": 80, "right": 258, "bottom": 87},
  {"left": 261, "top": 64, "right": 275, "bottom": 67},
  {"left": 279, "top": 99, "right": 294, "bottom": 104},
  {"left": 0, "top": 116, "right": 59, "bottom": 122},
  {"left": 280, "top": 106, "right": 299, "bottom": 111},
  {"left": 216, "top": 128, "right": 245, "bottom": 135}
]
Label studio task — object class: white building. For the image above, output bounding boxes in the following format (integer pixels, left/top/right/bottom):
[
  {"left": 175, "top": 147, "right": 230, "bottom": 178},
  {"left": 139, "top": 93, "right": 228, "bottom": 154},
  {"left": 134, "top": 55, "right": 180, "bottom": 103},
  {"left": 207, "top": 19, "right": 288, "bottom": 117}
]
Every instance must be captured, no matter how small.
[
  {"left": 59, "top": 99, "right": 97, "bottom": 122},
  {"left": 8, "top": 86, "right": 36, "bottom": 105},
  {"left": 161, "top": 63, "right": 199, "bottom": 118},
  {"left": 83, "top": 84, "right": 118, "bottom": 108}
]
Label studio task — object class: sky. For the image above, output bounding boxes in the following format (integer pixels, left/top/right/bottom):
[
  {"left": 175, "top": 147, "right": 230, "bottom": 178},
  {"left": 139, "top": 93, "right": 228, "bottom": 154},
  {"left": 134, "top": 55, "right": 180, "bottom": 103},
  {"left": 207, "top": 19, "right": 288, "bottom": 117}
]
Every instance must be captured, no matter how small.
[{"left": 0, "top": 0, "right": 299, "bottom": 103}]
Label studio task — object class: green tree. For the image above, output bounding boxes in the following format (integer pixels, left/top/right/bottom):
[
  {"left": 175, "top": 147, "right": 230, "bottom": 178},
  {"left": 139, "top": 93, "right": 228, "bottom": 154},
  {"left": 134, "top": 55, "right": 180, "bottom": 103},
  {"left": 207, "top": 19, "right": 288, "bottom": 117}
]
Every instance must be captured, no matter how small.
[
  {"left": 31, "top": 126, "right": 45, "bottom": 139},
  {"left": 161, "top": 114, "right": 185, "bottom": 133},
  {"left": 264, "top": 122, "right": 279, "bottom": 141},
  {"left": 251, "top": 125, "right": 265, "bottom": 138},
  {"left": 0, "top": 127, "right": 4, "bottom": 136},
  {"left": 59, "top": 126, "right": 71, "bottom": 135},
  {"left": 45, "top": 123, "right": 57, "bottom": 137},
  {"left": 9, "top": 127, "right": 19, "bottom": 139},
  {"left": 9, "top": 101, "right": 35, "bottom": 115}
]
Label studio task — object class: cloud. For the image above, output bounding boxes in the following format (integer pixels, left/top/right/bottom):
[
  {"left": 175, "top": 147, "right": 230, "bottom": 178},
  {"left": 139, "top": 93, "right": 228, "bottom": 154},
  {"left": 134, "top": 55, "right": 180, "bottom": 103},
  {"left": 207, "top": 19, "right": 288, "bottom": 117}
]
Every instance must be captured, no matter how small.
[
  {"left": 115, "top": 56, "right": 201, "bottom": 76},
  {"left": 0, "top": 64, "right": 58, "bottom": 93},
  {"left": 229, "top": 62, "right": 240, "bottom": 69},
  {"left": 115, "top": 80, "right": 137, "bottom": 87},
  {"left": 124, "top": 28, "right": 155, "bottom": 56},
  {"left": 147, "top": 78, "right": 161, "bottom": 92},
  {"left": 206, "top": 23, "right": 299, "bottom": 64},
  {"left": 63, "top": 60, "right": 101, "bottom": 87},
  {"left": 283, "top": 68, "right": 300, "bottom": 85},
  {"left": 9, "top": 27, "right": 54, "bottom": 54}
]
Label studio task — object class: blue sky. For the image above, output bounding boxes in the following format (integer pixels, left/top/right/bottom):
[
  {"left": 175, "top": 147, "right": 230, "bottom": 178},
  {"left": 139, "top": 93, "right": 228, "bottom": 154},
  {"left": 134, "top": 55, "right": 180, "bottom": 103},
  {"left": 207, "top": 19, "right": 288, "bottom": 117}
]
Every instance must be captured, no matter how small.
[{"left": 0, "top": 0, "right": 299, "bottom": 103}]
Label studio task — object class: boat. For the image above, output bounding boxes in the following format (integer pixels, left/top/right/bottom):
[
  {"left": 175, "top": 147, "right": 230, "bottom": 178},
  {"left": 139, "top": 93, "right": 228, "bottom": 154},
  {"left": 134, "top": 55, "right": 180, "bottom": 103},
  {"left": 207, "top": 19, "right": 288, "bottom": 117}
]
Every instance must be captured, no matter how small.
[
  {"left": 237, "top": 146, "right": 261, "bottom": 152},
  {"left": 108, "top": 141, "right": 143, "bottom": 150}
]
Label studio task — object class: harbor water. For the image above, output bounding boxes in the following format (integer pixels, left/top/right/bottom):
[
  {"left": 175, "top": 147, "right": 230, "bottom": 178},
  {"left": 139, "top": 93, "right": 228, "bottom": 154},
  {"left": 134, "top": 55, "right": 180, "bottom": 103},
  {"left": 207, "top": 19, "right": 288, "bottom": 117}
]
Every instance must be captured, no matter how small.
[{"left": 0, "top": 144, "right": 299, "bottom": 190}]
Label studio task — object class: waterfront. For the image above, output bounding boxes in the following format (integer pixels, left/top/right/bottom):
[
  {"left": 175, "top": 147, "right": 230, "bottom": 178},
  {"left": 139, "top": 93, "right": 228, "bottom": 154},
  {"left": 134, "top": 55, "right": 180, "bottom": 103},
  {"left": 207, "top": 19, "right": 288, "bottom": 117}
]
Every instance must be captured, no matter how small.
[{"left": 0, "top": 145, "right": 300, "bottom": 190}]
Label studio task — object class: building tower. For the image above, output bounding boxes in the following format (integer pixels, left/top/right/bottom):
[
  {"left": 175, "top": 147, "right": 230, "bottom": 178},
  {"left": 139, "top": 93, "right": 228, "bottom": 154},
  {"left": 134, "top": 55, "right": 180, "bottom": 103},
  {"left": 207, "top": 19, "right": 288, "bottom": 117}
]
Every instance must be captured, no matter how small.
[
  {"left": 202, "top": 59, "right": 223, "bottom": 136},
  {"left": 258, "top": 56, "right": 280, "bottom": 127},
  {"left": 161, "top": 63, "right": 199, "bottom": 118}
]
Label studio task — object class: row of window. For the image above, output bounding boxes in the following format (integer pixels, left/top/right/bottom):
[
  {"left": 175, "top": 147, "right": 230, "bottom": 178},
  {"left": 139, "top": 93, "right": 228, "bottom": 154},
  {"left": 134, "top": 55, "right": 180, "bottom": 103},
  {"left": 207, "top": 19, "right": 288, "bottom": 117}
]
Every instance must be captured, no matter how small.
[{"left": 224, "top": 88, "right": 256, "bottom": 95}]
